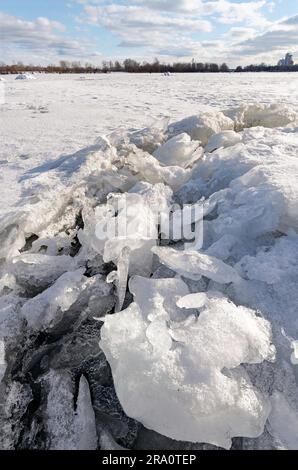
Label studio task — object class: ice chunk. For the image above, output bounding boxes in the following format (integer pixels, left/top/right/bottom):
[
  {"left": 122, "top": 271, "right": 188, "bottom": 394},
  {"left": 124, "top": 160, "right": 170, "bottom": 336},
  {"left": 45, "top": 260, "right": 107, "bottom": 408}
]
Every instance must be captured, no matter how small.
[
  {"left": 176, "top": 292, "right": 208, "bottom": 309},
  {"left": 225, "top": 103, "right": 297, "bottom": 131},
  {"left": 152, "top": 246, "right": 241, "bottom": 283},
  {"left": 205, "top": 130, "right": 242, "bottom": 153},
  {"left": 268, "top": 392, "right": 298, "bottom": 450},
  {"left": 0, "top": 293, "right": 23, "bottom": 338},
  {"left": 111, "top": 246, "right": 130, "bottom": 312},
  {"left": 0, "top": 340, "right": 6, "bottom": 383},
  {"left": 290, "top": 341, "right": 298, "bottom": 365},
  {"left": 80, "top": 183, "right": 173, "bottom": 283},
  {"left": 169, "top": 111, "right": 234, "bottom": 145},
  {"left": 9, "top": 253, "right": 76, "bottom": 293},
  {"left": 129, "top": 275, "right": 189, "bottom": 322},
  {"left": 206, "top": 234, "right": 238, "bottom": 260},
  {"left": 99, "top": 430, "right": 126, "bottom": 450},
  {"left": 153, "top": 133, "right": 202, "bottom": 168},
  {"left": 45, "top": 370, "right": 97, "bottom": 450},
  {"left": 129, "top": 117, "right": 169, "bottom": 153},
  {"left": 0, "top": 212, "right": 26, "bottom": 260},
  {"left": 146, "top": 320, "right": 172, "bottom": 355},
  {"left": 21, "top": 269, "right": 85, "bottom": 330},
  {"left": 100, "top": 290, "right": 274, "bottom": 448},
  {"left": 126, "top": 147, "right": 192, "bottom": 191},
  {"left": 74, "top": 376, "right": 98, "bottom": 450},
  {"left": 0, "top": 273, "right": 16, "bottom": 294}
]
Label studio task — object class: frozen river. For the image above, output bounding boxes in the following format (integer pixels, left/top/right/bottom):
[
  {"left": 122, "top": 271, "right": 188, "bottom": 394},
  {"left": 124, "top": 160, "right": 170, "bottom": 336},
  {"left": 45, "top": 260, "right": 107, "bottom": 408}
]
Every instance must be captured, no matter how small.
[{"left": 0, "top": 71, "right": 298, "bottom": 450}]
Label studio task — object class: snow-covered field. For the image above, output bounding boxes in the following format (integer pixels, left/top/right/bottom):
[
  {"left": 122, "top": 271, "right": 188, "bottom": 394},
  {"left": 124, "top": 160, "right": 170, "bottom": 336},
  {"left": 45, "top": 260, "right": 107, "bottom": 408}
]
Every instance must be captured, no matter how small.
[{"left": 0, "top": 72, "right": 298, "bottom": 450}]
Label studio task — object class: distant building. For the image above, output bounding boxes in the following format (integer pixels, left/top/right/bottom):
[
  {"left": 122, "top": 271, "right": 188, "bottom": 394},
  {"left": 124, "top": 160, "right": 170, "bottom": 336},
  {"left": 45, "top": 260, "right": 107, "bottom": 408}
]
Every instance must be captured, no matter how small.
[{"left": 278, "top": 53, "right": 294, "bottom": 66}]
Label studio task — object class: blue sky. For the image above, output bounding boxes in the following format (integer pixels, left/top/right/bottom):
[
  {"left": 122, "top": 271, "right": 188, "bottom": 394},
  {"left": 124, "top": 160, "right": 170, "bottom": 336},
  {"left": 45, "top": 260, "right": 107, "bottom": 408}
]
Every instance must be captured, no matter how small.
[{"left": 0, "top": 1, "right": 297, "bottom": 66}]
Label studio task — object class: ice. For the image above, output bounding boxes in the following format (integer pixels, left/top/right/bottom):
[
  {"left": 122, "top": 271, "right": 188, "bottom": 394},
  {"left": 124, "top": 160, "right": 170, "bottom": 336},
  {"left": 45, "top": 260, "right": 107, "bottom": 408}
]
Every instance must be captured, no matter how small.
[
  {"left": 169, "top": 111, "right": 234, "bottom": 145},
  {"left": 205, "top": 130, "right": 242, "bottom": 153},
  {"left": 1, "top": 74, "right": 298, "bottom": 449},
  {"left": 153, "top": 133, "right": 202, "bottom": 168},
  {"left": 79, "top": 182, "right": 173, "bottom": 308},
  {"left": 205, "top": 234, "right": 238, "bottom": 260},
  {"left": 0, "top": 381, "right": 33, "bottom": 449},
  {"left": 0, "top": 213, "right": 26, "bottom": 260},
  {"left": 224, "top": 103, "right": 297, "bottom": 131},
  {"left": 0, "top": 294, "right": 23, "bottom": 338},
  {"left": 45, "top": 370, "right": 97, "bottom": 450},
  {"left": 129, "top": 275, "right": 189, "bottom": 322},
  {"left": 0, "top": 340, "right": 6, "bottom": 383},
  {"left": 290, "top": 341, "right": 298, "bottom": 365},
  {"left": 9, "top": 253, "right": 77, "bottom": 293},
  {"left": 268, "top": 392, "right": 298, "bottom": 450},
  {"left": 126, "top": 146, "right": 193, "bottom": 191},
  {"left": 152, "top": 246, "right": 241, "bottom": 283},
  {"left": 0, "top": 273, "right": 16, "bottom": 294},
  {"left": 129, "top": 117, "right": 169, "bottom": 153},
  {"left": 74, "top": 376, "right": 98, "bottom": 450},
  {"left": 21, "top": 269, "right": 85, "bottom": 330},
  {"left": 100, "top": 286, "right": 274, "bottom": 449},
  {"left": 176, "top": 292, "right": 208, "bottom": 309},
  {"left": 99, "top": 430, "right": 126, "bottom": 451}
]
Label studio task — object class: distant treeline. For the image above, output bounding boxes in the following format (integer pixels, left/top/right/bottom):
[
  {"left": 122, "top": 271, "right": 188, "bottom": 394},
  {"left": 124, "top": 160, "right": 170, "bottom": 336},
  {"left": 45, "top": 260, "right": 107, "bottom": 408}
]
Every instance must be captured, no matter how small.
[
  {"left": 235, "top": 64, "right": 298, "bottom": 72},
  {"left": 0, "top": 59, "right": 297, "bottom": 74}
]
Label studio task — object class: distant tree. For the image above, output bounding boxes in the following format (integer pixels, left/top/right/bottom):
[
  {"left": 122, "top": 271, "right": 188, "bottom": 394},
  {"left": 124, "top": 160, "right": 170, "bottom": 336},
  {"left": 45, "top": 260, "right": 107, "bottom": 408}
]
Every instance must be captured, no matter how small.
[
  {"left": 101, "top": 60, "right": 109, "bottom": 72},
  {"left": 210, "top": 63, "right": 219, "bottom": 72},
  {"left": 196, "top": 62, "right": 205, "bottom": 72},
  {"left": 220, "top": 63, "right": 229, "bottom": 72},
  {"left": 235, "top": 66, "right": 243, "bottom": 72},
  {"left": 114, "top": 61, "right": 122, "bottom": 71},
  {"left": 123, "top": 59, "right": 140, "bottom": 72},
  {"left": 152, "top": 58, "right": 160, "bottom": 72}
]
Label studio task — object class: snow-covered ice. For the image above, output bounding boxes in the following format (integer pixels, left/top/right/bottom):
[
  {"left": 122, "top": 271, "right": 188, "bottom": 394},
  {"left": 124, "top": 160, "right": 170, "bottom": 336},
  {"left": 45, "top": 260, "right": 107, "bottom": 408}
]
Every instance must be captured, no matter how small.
[{"left": 1, "top": 72, "right": 298, "bottom": 450}]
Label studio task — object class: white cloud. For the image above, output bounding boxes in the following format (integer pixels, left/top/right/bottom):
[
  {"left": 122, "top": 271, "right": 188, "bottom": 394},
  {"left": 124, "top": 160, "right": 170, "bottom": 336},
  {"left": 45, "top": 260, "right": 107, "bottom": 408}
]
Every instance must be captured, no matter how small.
[
  {"left": 234, "top": 15, "right": 298, "bottom": 58},
  {"left": 78, "top": 0, "right": 275, "bottom": 60},
  {"left": 0, "top": 12, "right": 101, "bottom": 64},
  {"left": 81, "top": 2, "right": 212, "bottom": 59},
  {"left": 1, "top": 2, "right": 297, "bottom": 66}
]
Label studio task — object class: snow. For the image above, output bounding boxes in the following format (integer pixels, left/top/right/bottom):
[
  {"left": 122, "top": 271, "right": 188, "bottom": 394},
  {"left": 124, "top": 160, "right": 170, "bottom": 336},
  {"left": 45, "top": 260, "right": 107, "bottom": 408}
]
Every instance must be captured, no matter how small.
[
  {"left": 1, "top": 72, "right": 298, "bottom": 450},
  {"left": 225, "top": 103, "right": 297, "bottom": 131}
]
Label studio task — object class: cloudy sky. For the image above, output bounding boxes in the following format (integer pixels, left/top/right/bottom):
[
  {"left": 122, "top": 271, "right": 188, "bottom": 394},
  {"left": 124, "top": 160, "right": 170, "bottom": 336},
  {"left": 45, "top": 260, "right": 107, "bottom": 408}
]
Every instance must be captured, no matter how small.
[{"left": 0, "top": 0, "right": 297, "bottom": 66}]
